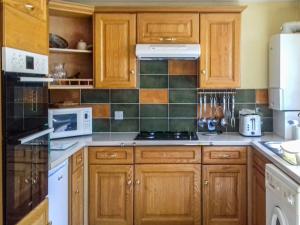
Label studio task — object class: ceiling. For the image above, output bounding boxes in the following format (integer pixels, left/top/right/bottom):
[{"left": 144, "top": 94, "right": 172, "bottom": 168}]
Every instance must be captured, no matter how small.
[{"left": 63, "top": 0, "right": 297, "bottom": 5}]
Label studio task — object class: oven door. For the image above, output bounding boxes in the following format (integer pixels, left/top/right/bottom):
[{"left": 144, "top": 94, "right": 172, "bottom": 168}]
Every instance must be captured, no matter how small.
[
  {"left": 3, "top": 72, "right": 52, "bottom": 137},
  {"left": 5, "top": 128, "right": 52, "bottom": 225},
  {"left": 269, "top": 207, "right": 288, "bottom": 225}
]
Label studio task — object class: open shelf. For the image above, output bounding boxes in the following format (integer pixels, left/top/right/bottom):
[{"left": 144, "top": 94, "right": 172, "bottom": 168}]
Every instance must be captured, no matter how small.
[
  {"left": 49, "top": 48, "right": 92, "bottom": 54},
  {"left": 49, "top": 78, "right": 94, "bottom": 89}
]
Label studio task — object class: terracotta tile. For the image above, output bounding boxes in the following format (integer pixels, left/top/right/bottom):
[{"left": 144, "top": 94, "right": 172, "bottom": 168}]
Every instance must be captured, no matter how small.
[
  {"left": 89, "top": 104, "right": 111, "bottom": 118},
  {"left": 49, "top": 90, "right": 80, "bottom": 104},
  {"left": 140, "top": 89, "right": 169, "bottom": 104},
  {"left": 255, "top": 89, "right": 269, "bottom": 104},
  {"left": 168, "top": 60, "right": 198, "bottom": 75}
]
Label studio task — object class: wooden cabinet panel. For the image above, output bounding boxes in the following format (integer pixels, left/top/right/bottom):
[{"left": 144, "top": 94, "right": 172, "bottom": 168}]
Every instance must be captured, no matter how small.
[
  {"left": 202, "top": 165, "right": 246, "bottom": 225},
  {"left": 71, "top": 165, "right": 84, "bottom": 225},
  {"left": 137, "top": 13, "right": 199, "bottom": 43},
  {"left": 72, "top": 149, "right": 84, "bottom": 173},
  {"left": 89, "top": 165, "right": 133, "bottom": 225},
  {"left": 94, "top": 14, "right": 136, "bottom": 88},
  {"left": 135, "top": 164, "right": 201, "bottom": 225},
  {"left": 202, "top": 146, "right": 247, "bottom": 164},
  {"left": 17, "top": 198, "right": 48, "bottom": 225},
  {"left": 89, "top": 147, "right": 134, "bottom": 164},
  {"left": 135, "top": 146, "right": 201, "bottom": 164},
  {"left": 200, "top": 13, "right": 241, "bottom": 89},
  {"left": 3, "top": 3, "right": 48, "bottom": 55},
  {"left": 4, "top": 0, "right": 47, "bottom": 21}
]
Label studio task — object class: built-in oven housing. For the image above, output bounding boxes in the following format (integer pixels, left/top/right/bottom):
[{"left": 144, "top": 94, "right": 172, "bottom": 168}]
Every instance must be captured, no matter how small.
[{"left": 2, "top": 47, "right": 52, "bottom": 225}]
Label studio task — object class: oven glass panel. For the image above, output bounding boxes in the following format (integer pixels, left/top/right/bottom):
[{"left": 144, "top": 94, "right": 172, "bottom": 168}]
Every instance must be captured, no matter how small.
[
  {"left": 52, "top": 114, "right": 77, "bottom": 132},
  {"left": 4, "top": 72, "right": 49, "bottom": 137}
]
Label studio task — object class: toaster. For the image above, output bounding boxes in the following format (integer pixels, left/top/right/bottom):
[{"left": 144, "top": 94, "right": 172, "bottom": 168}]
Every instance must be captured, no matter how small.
[{"left": 239, "top": 109, "right": 262, "bottom": 137}]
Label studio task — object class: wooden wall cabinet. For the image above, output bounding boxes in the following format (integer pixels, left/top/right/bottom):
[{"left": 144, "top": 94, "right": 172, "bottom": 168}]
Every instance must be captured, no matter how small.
[
  {"left": 94, "top": 14, "right": 137, "bottom": 88},
  {"left": 135, "top": 164, "right": 201, "bottom": 225},
  {"left": 16, "top": 198, "right": 49, "bottom": 225},
  {"left": 200, "top": 13, "right": 241, "bottom": 89},
  {"left": 70, "top": 149, "right": 84, "bottom": 225},
  {"left": 202, "top": 146, "right": 247, "bottom": 225},
  {"left": 251, "top": 149, "right": 270, "bottom": 225},
  {"left": 2, "top": 0, "right": 48, "bottom": 55},
  {"left": 137, "top": 13, "right": 199, "bottom": 43}
]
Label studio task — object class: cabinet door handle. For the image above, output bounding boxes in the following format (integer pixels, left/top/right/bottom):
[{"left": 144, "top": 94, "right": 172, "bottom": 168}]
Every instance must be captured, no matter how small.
[
  {"left": 75, "top": 188, "right": 79, "bottom": 194},
  {"left": 135, "top": 180, "right": 141, "bottom": 185},
  {"left": 25, "top": 4, "right": 35, "bottom": 11},
  {"left": 159, "top": 37, "right": 176, "bottom": 42},
  {"left": 201, "top": 70, "right": 206, "bottom": 75},
  {"left": 130, "top": 70, "right": 135, "bottom": 75},
  {"left": 204, "top": 180, "right": 209, "bottom": 185},
  {"left": 220, "top": 154, "right": 230, "bottom": 158},
  {"left": 127, "top": 180, "right": 133, "bottom": 186},
  {"left": 107, "top": 153, "right": 117, "bottom": 158}
]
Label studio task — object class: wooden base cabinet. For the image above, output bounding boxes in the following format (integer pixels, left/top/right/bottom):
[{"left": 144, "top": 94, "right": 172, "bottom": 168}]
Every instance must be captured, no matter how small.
[
  {"left": 202, "top": 165, "right": 246, "bottom": 225},
  {"left": 89, "top": 165, "right": 133, "bottom": 225},
  {"left": 17, "top": 198, "right": 49, "bottom": 225},
  {"left": 134, "top": 164, "right": 201, "bottom": 225},
  {"left": 251, "top": 149, "right": 270, "bottom": 225}
]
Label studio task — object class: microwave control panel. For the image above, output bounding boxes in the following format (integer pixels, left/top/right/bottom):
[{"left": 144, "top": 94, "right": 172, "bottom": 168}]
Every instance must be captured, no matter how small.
[{"left": 83, "top": 109, "right": 92, "bottom": 132}]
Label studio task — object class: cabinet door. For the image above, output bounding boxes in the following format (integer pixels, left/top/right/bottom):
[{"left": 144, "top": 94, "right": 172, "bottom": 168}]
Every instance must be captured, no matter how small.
[
  {"left": 252, "top": 167, "right": 266, "bottom": 225},
  {"left": 71, "top": 166, "right": 84, "bottom": 225},
  {"left": 3, "top": 3, "right": 48, "bottom": 55},
  {"left": 94, "top": 14, "right": 136, "bottom": 88},
  {"left": 200, "top": 13, "right": 241, "bottom": 89},
  {"left": 202, "top": 165, "right": 246, "bottom": 225},
  {"left": 137, "top": 13, "right": 199, "bottom": 43},
  {"left": 89, "top": 165, "right": 133, "bottom": 225},
  {"left": 135, "top": 164, "right": 201, "bottom": 225},
  {"left": 17, "top": 198, "right": 49, "bottom": 225}
]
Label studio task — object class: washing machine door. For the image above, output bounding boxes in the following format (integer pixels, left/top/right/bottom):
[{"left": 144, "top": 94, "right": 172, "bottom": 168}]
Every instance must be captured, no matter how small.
[{"left": 270, "top": 207, "right": 288, "bottom": 225}]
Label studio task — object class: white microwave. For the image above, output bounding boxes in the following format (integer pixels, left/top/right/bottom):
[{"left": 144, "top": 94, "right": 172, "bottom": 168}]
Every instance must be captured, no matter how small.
[{"left": 48, "top": 107, "right": 92, "bottom": 139}]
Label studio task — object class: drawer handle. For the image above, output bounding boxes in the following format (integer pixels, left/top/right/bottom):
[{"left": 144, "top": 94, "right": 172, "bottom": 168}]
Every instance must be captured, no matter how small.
[
  {"left": 25, "top": 4, "right": 35, "bottom": 11},
  {"left": 220, "top": 154, "right": 231, "bottom": 158},
  {"left": 159, "top": 37, "right": 176, "bottom": 42},
  {"left": 135, "top": 180, "right": 141, "bottom": 185},
  {"left": 107, "top": 153, "right": 117, "bottom": 158}
]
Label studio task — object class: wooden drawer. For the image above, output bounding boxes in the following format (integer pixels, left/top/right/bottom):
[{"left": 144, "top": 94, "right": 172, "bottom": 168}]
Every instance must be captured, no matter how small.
[
  {"left": 72, "top": 149, "right": 84, "bottom": 173},
  {"left": 202, "top": 146, "right": 247, "bottom": 164},
  {"left": 137, "top": 13, "right": 199, "bottom": 44},
  {"left": 252, "top": 148, "right": 270, "bottom": 174},
  {"left": 135, "top": 146, "right": 201, "bottom": 164},
  {"left": 89, "top": 147, "right": 134, "bottom": 164},
  {"left": 4, "top": 0, "right": 47, "bottom": 21}
]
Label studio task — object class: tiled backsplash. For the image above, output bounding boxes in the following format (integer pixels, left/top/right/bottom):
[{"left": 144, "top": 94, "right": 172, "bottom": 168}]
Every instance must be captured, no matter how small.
[{"left": 49, "top": 60, "right": 273, "bottom": 133}]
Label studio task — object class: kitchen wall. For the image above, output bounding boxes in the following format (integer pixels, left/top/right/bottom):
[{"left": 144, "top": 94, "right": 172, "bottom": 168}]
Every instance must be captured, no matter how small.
[
  {"left": 50, "top": 60, "right": 273, "bottom": 133},
  {"left": 241, "top": 1, "right": 300, "bottom": 88}
]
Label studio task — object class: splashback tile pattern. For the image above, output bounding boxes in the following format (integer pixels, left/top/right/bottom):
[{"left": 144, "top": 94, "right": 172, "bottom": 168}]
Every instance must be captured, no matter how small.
[{"left": 49, "top": 60, "right": 273, "bottom": 133}]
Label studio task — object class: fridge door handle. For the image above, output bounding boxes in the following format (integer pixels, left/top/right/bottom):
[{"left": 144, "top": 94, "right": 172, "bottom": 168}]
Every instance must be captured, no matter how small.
[{"left": 19, "top": 128, "right": 54, "bottom": 144}]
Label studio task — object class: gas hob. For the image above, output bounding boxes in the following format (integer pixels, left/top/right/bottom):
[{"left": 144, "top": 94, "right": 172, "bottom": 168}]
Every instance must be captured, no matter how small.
[{"left": 135, "top": 131, "right": 199, "bottom": 141}]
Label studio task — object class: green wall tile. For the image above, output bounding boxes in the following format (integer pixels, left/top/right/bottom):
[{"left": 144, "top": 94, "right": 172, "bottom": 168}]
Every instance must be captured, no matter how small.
[
  {"left": 140, "top": 60, "right": 168, "bottom": 75},
  {"left": 140, "top": 75, "right": 168, "bottom": 88},
  {"left": 235, "top": 89, "right": 255, "bottom": 103},
  {"left": 81, "top": 90, "right": 109, "bottom": 103},
  {"left": 140, "top": 104, "right": 168, "bottom": 118},
  {"left": 111, "top": 90, "right": 139, "bottom": 103},
  {"left": 140, "top": 119, "right": 168, "bottom": 131},
  {"left": 169, "top": 90, "right": 197, "bottom": 103},
  {"left": 111, "top": 104, "right": 139, "bottom": 118},
  {"left": 234, "top": 103, "right": 256, "bottom": 117},
  {"left": 169, "top": 119, "right": 197, "bottom": 131},
  {"left": 111, "top": 119, "right": 139, "bottom": 132},
  {"left": 93, "top": 119, "right": 110, "bottom": 132},
  {"left": 169, "top": 76, "right": 197, "bottom": 88},
  {"left": 169, "top": 104, "right": 197, "bottom": 118},
  {"left": 256, "top": 104, "right": 273, "bottom": 118},
  {"left": 262, "top": 118, "right": 273, "bottom": 132}
]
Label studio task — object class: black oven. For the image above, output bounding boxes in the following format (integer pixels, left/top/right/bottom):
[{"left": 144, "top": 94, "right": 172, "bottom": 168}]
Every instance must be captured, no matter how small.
[{"left": 2, "top": 47, "right": 53, "bottom": 225}]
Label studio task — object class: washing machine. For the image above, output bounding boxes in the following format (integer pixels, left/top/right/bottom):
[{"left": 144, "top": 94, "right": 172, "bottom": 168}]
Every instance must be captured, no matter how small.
[{"left": 266, "top": 164, "right": 300, "bottom": 225}]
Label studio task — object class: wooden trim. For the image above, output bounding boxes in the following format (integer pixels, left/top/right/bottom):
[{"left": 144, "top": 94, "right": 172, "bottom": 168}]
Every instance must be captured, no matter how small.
[
  {"left": 94, "top": 5, "right": 247, "bottom": 13},
  {"left": 49, "top": 0, "right": 94, "bottom": 17}
]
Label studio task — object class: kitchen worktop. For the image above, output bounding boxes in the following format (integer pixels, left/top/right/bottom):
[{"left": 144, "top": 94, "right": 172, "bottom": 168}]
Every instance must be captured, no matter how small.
[{"left": 49, "top": 132, "right": 281, "bottom": 169}]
